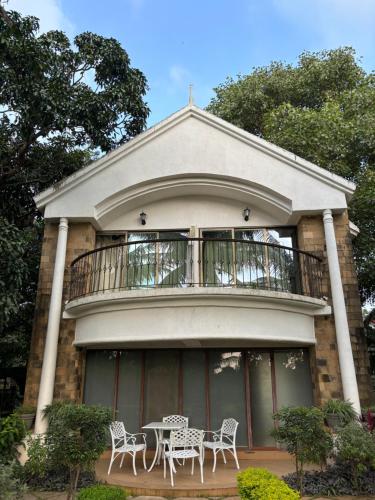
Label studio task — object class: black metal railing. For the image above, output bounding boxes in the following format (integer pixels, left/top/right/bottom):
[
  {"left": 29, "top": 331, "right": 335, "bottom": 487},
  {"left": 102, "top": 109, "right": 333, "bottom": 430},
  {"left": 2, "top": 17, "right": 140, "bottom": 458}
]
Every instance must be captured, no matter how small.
[{"left": 69, "top": 238, "right": 323, "bottom": 301}]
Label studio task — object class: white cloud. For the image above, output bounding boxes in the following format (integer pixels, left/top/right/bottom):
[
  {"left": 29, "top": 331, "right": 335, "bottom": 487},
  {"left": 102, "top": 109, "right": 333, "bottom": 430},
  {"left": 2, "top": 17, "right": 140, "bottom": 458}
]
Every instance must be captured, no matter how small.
[
  {"left": 169, "top": 65, "right": 191, "bottom": 87},
  {"left": 273, "top": 0, "right": 375, "bottom": 60},
  {"left": 6, "top": 0, "right": 75, "bottom": 37}
]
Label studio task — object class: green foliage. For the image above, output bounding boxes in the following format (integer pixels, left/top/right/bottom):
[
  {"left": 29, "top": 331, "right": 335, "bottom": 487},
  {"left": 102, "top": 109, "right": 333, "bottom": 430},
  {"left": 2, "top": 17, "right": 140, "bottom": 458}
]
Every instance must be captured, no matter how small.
[
  {"left": 77, "top": 485, "right": 127, "bottom": 500},
  {"left": 0, "top": 5, "right": 149, "bottom": 371},
  {"left": 15, "top": 404, "right": 36, "bottom": 415},
  {"left": 336, "top": 422, "right": 375, "bottom": 487},
  {"left": 322, "top": 399, "right": 357, "bottom": 426},
  {"left": 0, "top": 460, "right": 27, "bottom": 500},
  {"left": 0, "top": 413, "right": 26, "bottom": 463},
  {"left": 0, "top": 217, "right": 29, "bottom": 332},
  {"left": 207, "top": 47, "right": 375, "bottom": 303},
  {"left": 237, "top": 467, "right": 299, "bottom": 500},
  {"left": 23, "top": 434, "right": 49, "bottom": 479},
  {"left": 43, "top": 402, "right": 112, "bottom": 500},
  {"left": 272, "top": 406, "right": 333, "bottom": 494}
]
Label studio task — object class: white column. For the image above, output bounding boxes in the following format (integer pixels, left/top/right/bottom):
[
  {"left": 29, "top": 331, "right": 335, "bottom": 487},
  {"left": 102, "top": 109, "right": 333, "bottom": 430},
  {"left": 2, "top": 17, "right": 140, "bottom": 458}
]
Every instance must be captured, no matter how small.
[
  {"left": 34, "top": 217, "right": 69, "bottom": 434},
  {"left": 322, "top": 209, "right": 361, "bottom": 414}
]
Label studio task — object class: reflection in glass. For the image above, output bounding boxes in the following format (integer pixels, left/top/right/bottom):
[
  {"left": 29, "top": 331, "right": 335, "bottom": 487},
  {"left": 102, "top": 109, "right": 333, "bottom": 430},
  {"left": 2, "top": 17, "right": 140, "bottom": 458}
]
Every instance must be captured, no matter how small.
[
  {"left": 182, "top": 351, "right": 206, "bottom": 429},
  {"left": 117, "top": 351, "right": 142, "bottom": 433},
  {"left": 84, "top": 350, "right": 115, "bottom": 408},
  {"left": 274, "top": 349, "right": 313, "bottom": 408},
  {"left": 248, "top": 352, "right": 275, "bottom": 447},
  {"left": 202, "top": 231, "right": 234, "bottom": 285},
  {"left": 209, "top": 351, "right": 247, "bottom": 446}
]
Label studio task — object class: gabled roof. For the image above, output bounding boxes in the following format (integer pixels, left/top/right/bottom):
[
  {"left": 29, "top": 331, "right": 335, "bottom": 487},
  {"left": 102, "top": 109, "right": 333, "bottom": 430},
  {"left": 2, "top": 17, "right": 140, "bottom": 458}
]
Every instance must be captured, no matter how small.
[{"left": 35, "top": 103, "right": 355, "bottom": 209}]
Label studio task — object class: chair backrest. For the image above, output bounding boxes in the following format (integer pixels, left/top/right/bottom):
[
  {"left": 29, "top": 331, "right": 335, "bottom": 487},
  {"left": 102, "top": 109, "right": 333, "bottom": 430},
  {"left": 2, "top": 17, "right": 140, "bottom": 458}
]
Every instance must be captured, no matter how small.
[
  {"left": 221, "top": 418, "right": 239, "bottom": 443},
  {"left": 170, "top": 427, "right": 203, "bottom": 449},
  {"left": 163, "top": 414, "right": 189, "bottom": 427},
  {"left": 109, "top": 421, "right": 126, "bottom": 448}
]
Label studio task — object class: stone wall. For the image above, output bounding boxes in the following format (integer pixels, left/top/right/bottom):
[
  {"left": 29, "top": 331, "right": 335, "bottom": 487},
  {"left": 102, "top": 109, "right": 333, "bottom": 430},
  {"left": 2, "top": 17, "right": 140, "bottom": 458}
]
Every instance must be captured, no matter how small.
[
  {"left": 24, "top": 222, "right": 96, "bottom": 406},
  {"left": 298, "top": 212, "right": 371, "bottom": 406}
]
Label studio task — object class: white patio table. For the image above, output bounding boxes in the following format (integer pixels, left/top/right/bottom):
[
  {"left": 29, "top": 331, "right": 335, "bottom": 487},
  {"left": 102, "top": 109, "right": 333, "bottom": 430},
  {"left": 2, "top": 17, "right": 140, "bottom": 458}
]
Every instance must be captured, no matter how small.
[{"left": 142, "top": 421, "right": 185, "bottom": 472}]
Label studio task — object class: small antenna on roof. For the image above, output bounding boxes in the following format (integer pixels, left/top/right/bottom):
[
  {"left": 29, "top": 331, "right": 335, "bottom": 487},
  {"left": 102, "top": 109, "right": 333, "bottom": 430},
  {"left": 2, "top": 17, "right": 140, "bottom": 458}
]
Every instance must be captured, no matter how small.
[{"left": 188, "top": 84, "right": 194, "bottom": 106}]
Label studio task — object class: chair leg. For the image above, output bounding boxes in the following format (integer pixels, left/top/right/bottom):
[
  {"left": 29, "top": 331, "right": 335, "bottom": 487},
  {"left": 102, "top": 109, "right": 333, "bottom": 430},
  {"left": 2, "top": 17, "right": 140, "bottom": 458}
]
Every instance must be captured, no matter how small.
[
  {"left": 212, "top": 449, "right": 217, "bottom": 473},
  {"left": 169, "top": 458, "right": 174, "bottom": 487},
  {"left": 163, "top": 455, "right": 166, "bottom": 479},
  {"left": 143, "top": 447, "right": 147, "bottom": 470},
  {"left": 132, "top": 452, "right": 137, "bottom": 476},
  {"left": 191, "top": 457, "right": 194, "bottom": 475},
  {"left": 199, "top": 456, "right": 204, "bottom": 483},
  {"left": 221, "top": 449, "right": 226, "bottom": 464},
  {"left": 120, "top": 452, "right": 125, "bottom": 468},
  {"left": 107, "top": 452, "right": 115, "bottom": 475},
  {"left": 233, "top": 447, "right": 240, "bottom": 469}
]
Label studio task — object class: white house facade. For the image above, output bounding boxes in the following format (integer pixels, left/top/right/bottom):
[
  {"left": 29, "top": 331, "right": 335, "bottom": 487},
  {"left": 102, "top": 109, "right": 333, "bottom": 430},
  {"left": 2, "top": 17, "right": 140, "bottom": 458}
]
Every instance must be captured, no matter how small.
[{"left": 24, "top": 104, "right": 370, "bottom": 449}]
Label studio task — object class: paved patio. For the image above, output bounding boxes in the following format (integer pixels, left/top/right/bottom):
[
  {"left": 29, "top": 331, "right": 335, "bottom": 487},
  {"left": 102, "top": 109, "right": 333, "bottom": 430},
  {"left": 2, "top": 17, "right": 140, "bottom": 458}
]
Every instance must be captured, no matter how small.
[{"left": 96, "top": 449, "right": 312, "bottom": 497}]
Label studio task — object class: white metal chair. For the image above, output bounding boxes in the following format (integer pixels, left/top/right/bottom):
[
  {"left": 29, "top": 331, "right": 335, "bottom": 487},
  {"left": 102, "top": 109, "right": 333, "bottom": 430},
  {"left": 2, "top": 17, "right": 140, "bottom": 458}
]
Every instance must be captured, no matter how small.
[
  {"left": 161, "top": 415, "right": 189, "bottom": 458},
  {"left": 203, "top": 418, "right": 240, "bottom": 472},
  {"left": 108, "top": 421, "right": 147, "bottom": 476},
  {"left": 164, "top": 427, "right": 204, "bottom": 487}
]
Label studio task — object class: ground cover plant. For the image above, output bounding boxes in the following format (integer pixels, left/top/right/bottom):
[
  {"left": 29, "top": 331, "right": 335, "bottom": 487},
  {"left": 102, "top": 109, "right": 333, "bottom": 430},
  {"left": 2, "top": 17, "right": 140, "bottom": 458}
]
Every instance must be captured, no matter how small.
[
  {"left": 272, "top": 406, "right": 333, "bottom": 494},
  {"left": 21, "top": 402, "right": 112, "bottom": 500},
  {"left": 77, "top": 484, "right": 127, "bottom": 500},
  {"left": 277, "top": 404, "right": 375, "bottom": 496},
  {"left": 238, "top": 467, "right": 299, "bottom": 500}
]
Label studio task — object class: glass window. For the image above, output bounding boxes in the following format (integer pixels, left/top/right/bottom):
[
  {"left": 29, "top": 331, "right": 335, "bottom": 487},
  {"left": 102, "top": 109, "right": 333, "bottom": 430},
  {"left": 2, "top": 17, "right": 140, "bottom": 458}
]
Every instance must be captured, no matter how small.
[
  {"left": 117, "top": 351, "right": 142, "bottom": 434},
  {"left": 274, "top": 349, "right": 313, "bottom": 408},
  {"left": 202, "top": 231, "right": 234, "bottom": 286},
  {"left": 83, "top": 350, "right": 116, "bottom": 409},
  {"left": 248, "top": 351, "right": 275, "bottom": 447},
  {"left": 209, "top": 350, "right": 247, "bottom": 446},
  {"left": 144, "top": 350, "right": 179, "bottom": 423},
  {"left": 182, "top": 350, "right": 206, "bottom": 430}
]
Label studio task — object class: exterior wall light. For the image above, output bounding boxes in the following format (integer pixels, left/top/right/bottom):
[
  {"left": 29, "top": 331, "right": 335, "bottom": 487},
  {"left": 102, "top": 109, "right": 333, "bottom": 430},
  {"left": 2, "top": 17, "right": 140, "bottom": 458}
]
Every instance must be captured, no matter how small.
[
  {"left": 139, "top": 211, "right": 147, "bottom": 225},
  {"left": 243, "top": 207, "right": 251, "bottom": 222}
]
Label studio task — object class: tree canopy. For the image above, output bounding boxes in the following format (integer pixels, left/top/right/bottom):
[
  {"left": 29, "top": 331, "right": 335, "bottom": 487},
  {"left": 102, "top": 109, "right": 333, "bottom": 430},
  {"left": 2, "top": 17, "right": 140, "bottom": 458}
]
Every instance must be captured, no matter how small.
[
  {"left": 207, "top": 47, "right": 375, "bottom": 304},
  {"left": 0, "top": 6, "right": 149, "bottom": 368}
]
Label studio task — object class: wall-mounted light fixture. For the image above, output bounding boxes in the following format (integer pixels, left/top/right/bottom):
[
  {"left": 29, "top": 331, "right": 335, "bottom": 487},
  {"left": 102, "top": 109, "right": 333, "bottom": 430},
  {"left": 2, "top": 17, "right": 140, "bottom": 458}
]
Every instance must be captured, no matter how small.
[
  {"left": 139, "top": 211, "right": 147, "bottom": 225},
  {"left": 243, "top": 207, "right": 251, "bottom": 222}
]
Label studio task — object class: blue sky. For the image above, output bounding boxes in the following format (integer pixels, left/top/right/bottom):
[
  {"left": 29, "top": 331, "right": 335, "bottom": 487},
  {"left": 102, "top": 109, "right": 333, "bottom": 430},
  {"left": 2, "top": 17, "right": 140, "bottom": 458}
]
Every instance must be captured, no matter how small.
[{"left": 7, "top": 0, "right": 375, "bottom": 126}]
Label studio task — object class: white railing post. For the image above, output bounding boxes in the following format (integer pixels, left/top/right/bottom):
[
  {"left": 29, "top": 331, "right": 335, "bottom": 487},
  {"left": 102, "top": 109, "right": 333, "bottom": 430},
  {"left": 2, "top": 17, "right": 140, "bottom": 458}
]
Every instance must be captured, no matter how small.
[
  {"left": 34, "top": 217, "right": 69, "bottom": 434},
  {"left": 322, "top": 209, "right": 361, "bottom": 414}
]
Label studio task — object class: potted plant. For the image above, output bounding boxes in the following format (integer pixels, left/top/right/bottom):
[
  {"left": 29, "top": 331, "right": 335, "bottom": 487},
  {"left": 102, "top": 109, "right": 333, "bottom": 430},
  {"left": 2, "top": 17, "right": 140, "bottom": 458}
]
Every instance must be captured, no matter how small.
[
  {"left": 322, "top": 399, "right": 357, "bottom": 431},
  {"left": 15, "top": 404, "right": 36, "bottom": 430}
]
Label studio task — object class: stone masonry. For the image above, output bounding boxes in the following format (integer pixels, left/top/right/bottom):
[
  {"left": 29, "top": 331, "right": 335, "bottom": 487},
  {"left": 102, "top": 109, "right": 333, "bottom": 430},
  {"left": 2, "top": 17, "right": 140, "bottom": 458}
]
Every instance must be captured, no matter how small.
[
  {"left": 24, "top": 213, "right": 371, "bottom": 408},
  {"left": 297, "top": 211, "right": 371, "bottom": 406},
  {"left": 24, "top": 222, "right": 96, "bottom": 406}
]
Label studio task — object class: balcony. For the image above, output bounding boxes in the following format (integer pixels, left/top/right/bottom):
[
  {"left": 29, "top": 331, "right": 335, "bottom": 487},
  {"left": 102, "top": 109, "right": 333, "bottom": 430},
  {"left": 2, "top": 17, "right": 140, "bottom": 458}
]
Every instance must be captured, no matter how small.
[
  {"left": 69, "top": 237, "right": 322, "bottom": 300},
  {"left": 66, "top": 238, "right": 328, "bottom": 347}
]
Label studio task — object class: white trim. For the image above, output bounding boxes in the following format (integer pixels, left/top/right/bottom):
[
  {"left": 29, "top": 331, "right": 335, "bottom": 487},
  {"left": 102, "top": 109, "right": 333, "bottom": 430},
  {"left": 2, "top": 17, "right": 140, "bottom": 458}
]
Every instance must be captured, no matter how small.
[{"left": 35, "top": 105, "right": 355, "bottom": 209}]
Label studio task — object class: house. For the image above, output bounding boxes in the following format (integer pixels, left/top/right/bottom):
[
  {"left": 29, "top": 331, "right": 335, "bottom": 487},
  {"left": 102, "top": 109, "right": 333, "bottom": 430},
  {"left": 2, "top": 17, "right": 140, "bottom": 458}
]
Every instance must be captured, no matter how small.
[{"left": 24, "top": 103, "right": 370, "bottom": 449}]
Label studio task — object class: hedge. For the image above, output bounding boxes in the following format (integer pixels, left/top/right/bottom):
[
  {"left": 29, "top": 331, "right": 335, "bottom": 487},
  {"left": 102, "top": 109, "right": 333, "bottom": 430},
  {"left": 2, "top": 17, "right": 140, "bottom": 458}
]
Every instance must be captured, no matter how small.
[{"left": 238, "top": 467, "right": 299, "bottom": 500}]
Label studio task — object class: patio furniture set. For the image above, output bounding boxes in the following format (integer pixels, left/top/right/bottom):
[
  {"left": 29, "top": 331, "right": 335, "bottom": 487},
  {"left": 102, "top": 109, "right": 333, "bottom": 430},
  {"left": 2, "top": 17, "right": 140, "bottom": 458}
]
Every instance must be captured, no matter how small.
[{"left": 108, "top": 415, "right": 240, "bottom": 487}]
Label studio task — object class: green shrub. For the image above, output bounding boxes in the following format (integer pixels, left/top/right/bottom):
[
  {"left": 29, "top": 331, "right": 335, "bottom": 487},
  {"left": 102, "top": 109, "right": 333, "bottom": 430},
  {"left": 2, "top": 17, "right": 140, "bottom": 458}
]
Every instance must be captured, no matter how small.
[
  {"left": 336, "top": 422, "right": 375, "bottom": 488},
  {"left": 0, "top": 460, "right": 27, "bottom": 499},
  {"left": 272, "top": 406, "right": 332, "bottom": 495},
  {"left": 0, "top": 413, "right": 26, "bottom": 462},
  {"left": 77, "top": 484, "right": 127, "bottom": 500},
  {"left": 238, "top": 468, "right": 299, "bottom": 500},
  {"left": 43, "top": 402, "right": 112, "bottom": 500},
  {"left": 322, "top": 399, "right": 357, "bottom": 428}
]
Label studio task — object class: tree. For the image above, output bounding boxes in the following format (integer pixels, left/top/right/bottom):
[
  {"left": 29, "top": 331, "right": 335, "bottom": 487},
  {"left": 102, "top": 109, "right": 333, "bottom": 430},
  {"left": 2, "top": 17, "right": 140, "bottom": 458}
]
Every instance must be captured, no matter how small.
[
  {"left": 272, "top": 406, "right": 333, "bottom": 495},
  {"left": 0, "top": 6, "right": 149, "bottom": 368},
  {"left": 43, "top": 402, "right": 112, "bottom": 500},
  {"left": 207, "top": 48, "right": 375, "bottom": 305}
]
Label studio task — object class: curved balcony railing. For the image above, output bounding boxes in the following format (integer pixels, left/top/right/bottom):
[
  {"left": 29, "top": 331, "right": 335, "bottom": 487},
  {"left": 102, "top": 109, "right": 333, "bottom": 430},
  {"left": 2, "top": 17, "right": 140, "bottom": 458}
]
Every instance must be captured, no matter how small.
[{"left": 69, "top": 238, "right": 323, "bottom": 301}]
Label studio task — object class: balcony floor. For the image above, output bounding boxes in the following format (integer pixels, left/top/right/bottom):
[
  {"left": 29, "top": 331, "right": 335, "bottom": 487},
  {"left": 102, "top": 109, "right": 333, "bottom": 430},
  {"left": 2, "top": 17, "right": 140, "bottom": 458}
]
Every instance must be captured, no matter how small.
[{"left": 97, "top": 450, "right": 308, "bottom": 497}]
